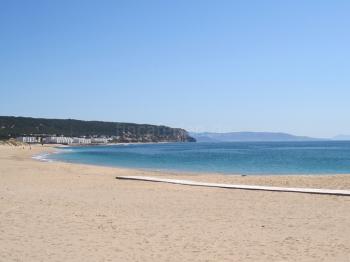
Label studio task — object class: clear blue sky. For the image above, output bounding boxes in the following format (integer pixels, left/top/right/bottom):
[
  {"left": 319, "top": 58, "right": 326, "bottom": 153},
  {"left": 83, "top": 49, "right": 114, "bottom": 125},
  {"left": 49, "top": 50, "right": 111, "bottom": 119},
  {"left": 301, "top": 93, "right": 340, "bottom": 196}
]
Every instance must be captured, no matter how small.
[{"left": 1, "top": 0, "right": 349, "bottom": 138}]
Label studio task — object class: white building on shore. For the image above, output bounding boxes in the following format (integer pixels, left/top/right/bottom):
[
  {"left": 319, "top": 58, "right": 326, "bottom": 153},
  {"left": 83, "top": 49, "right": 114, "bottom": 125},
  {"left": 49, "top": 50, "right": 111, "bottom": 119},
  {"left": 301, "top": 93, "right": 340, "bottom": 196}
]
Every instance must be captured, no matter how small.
[
  {"left": 73, "top": 137, "right": 91, "bottom": 144},
  {"left": 16, "top": 137, "right": 39, "bottom": 143},
  {"left": 91, "top": 137, "right": 108, "bottom": 144},
  {"left": 44, "top": 136, "right": 74, "bottom": 144}
]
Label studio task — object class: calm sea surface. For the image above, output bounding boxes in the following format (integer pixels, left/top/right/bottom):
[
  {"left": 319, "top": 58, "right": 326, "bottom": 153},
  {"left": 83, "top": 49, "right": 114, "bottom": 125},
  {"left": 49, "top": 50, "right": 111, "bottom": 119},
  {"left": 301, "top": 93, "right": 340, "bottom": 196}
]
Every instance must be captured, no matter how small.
[{"left": 47, "top": 141, "right": 350, "bottom": 175}]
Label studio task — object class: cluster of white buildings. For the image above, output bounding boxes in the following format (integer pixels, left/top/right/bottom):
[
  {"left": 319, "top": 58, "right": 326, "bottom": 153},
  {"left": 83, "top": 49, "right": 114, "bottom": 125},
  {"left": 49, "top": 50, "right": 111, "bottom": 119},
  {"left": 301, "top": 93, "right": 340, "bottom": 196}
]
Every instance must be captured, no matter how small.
[
  {"left": 91, "top": 138, "right": 109, "bottom": 144},
  {"left": 16, "top": 137, "right": 40, "bottom": 144},
  {"left": 44, "top": 136, "right": 74, "bottom": 144},
  {"left": 17, "top": 136, "right": 109, "bottom": 145}
]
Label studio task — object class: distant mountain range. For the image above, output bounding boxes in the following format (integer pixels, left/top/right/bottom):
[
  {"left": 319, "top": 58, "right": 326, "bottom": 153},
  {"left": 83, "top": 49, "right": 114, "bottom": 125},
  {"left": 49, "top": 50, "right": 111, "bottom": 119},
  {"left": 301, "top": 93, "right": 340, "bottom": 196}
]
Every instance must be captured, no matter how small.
[
  {"left": 189, "top": 132, "right": 324, "bottom": 142},
  {"left": 333, "top": 135, "right": 350, "bottom": 141}
]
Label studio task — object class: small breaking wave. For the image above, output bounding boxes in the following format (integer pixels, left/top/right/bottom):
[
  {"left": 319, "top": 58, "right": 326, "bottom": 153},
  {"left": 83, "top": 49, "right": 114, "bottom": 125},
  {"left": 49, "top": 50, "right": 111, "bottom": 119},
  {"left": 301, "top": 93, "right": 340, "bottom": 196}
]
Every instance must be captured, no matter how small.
[
  {"left": 32, "top": 153, "right": 54, "bottom": 162},
  {"left": 32, "top": 149, "right": 65, "bottom": 162}
]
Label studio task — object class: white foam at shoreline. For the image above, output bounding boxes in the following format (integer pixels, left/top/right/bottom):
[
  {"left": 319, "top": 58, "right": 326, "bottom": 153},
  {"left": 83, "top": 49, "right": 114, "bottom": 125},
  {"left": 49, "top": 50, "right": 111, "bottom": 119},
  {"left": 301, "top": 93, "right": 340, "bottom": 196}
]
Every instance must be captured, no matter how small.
[
  {"left": 32, "top": 153, "right": 54, "bottom": 162},
  {"left": 32, "top": 149, "right": 67, "bottom": 163}
]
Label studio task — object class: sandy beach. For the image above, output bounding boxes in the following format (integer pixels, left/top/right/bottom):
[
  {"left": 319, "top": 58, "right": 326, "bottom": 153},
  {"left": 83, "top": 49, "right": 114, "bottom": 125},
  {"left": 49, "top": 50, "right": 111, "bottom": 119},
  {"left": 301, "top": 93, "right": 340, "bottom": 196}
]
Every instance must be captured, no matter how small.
[{"left": 1, "top": 144, "right": 350, "bottom": 261}]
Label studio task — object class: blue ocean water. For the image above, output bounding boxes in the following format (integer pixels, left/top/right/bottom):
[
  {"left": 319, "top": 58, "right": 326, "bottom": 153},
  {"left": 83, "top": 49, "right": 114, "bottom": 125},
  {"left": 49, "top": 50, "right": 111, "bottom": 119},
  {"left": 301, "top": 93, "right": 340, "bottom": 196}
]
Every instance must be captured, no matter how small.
[{"left": 48, "top": 141, "right": 350, "bottom": 175}]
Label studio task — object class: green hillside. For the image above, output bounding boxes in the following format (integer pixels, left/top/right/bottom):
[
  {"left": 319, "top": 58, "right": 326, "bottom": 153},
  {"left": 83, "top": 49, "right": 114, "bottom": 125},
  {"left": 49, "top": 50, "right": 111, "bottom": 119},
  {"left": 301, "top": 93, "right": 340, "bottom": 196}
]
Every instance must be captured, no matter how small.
[{"left": 0, "top": 116, "right": 196, "bottom": 143}]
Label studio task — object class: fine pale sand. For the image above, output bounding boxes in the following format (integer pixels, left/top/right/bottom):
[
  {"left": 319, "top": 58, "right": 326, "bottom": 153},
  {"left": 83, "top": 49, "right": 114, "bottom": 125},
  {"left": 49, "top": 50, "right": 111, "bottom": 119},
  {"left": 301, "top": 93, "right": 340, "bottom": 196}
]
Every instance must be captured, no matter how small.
[{"left": 1, "top": 145, "right": 350, "bottom": 261}]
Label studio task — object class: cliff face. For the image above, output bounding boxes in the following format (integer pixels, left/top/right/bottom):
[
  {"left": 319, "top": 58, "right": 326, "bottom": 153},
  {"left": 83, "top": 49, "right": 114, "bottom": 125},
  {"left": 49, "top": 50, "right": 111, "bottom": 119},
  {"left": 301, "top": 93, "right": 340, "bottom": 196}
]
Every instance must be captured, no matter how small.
[{"left": 0, "top": 116, "right": 196, "bottom": 143}]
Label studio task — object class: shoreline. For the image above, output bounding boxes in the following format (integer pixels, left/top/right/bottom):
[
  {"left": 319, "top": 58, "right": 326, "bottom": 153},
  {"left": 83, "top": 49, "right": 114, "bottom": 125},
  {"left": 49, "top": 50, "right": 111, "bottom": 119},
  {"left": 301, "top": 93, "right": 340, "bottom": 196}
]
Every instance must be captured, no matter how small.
[
  {"left": 1, "top": 144, "right": 350, "bottom": 261},
  {"left": 32, "top": 145, "right": 350, "bottom": 186}
]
